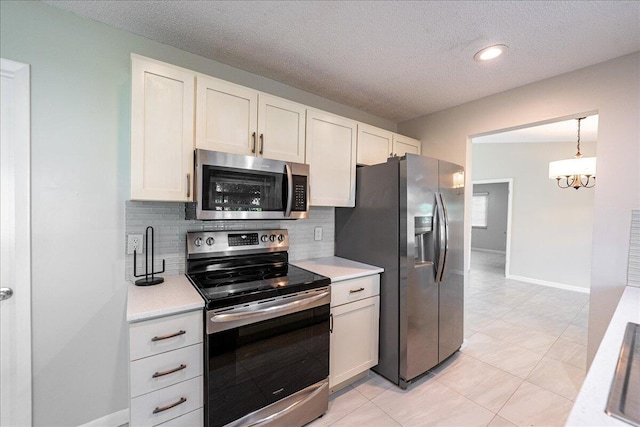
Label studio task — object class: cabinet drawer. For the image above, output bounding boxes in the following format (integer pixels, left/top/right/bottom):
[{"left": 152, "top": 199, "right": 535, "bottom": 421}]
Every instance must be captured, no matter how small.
[
  {"left": 130, "top": 376, "right": 203, "bottom": 427},
  {"left": 156, "top": 408, "right": 203, "bottom": 427},
  {"left": 331, "top": 274, "right": 380, "bottom": 307},
  {"left": 331, "top": 275, "right": 380, "bottom": 307},
  {"left": 130, "top": 311, "right": 202, "bottom": 361},
  {"left": 131, "top": 343, "right": 203, "bottom": 398}
]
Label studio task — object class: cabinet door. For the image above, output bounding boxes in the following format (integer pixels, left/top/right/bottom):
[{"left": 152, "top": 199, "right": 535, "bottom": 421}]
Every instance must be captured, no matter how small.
[
  {"left": 392, "top": 134, "right": 421, "bottom": 156},
  {"left": 306, "top": 109, "right": 357, "bottom": 207},
  {"left": 330, "top": 296, "right": 380, "bottom": 389},
  {"left": 131, "top": 56, "right": 194, "bottom": 201},
  {"left": 257, "top": 94, "right": 306, "bottom": 163},
  {"left": 357, "top": 123, "right": 393, "bottom": 166},
  {"left": 196, "top": 75, "right": 258, "bottom": 156}
]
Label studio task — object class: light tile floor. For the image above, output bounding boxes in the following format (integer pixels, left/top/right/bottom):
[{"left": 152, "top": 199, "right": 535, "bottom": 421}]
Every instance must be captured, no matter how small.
[{"left": 308, "top": 251, "right": 589, "bottom": 427}]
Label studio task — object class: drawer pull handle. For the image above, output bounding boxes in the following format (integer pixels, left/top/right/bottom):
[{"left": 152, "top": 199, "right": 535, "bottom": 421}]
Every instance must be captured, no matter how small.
[
  {"left": 152, "top": 397, "right": 187, "bottom": 414},
  {"left": 151, "top": 330, "right": 186, "bottom": 342},
  {"left": 349, "top": 287, "right": 365, "bottom": 294},
  {"left": 152, "top": 364, "right": 187, "bottom": 378}
]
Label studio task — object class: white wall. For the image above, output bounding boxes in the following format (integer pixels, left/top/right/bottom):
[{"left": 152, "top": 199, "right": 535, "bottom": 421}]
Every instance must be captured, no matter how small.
[
  {"left": 399, "top": 52, "right": 640, "bottom": 366},
  {"left": 472, "top": 142, "right": 596, "bottom": 290},
  {"left": 0, "top": 2, "right": 394, "bottom": 425}
]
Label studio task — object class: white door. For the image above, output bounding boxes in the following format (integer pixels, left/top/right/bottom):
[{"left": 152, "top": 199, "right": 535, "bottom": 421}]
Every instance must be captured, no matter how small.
[{"left": 0, "top": 58, "right": 32, "bottom": 427}]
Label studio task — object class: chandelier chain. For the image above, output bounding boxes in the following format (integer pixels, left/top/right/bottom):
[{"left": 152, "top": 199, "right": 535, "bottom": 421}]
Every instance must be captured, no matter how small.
[{"left": 576, "top": 117, "right": 585, "bottom": 156}]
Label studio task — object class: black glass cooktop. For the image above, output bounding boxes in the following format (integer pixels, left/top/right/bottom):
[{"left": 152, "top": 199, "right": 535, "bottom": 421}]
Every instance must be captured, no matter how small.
[{"left": 187, "top": 253, "right": 330, "bottom": 310}]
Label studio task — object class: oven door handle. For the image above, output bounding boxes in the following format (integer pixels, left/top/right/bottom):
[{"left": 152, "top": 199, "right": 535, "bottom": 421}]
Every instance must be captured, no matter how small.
[
  {"left": 211, "top": 290, "right": 329, "bottom": 324},
  {"left": 284, "top": 163, "right": 293, "bottom": 218}
]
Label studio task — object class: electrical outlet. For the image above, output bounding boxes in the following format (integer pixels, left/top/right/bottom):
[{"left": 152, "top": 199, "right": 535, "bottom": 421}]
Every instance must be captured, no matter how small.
[
  {"left": 127, "top": 234, "right": 144, "bottom": 255},
  {"left": 314, "top": 226, "right": 323, "bottom": 241}
]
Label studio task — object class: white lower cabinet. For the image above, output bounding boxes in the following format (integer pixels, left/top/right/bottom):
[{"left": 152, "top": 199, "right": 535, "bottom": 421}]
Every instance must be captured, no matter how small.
[
  {"left": 329, "top": 275, "right": 380, "bottom": 392},
  {"left": 157, "top": 408, "right": 204, "bottom": 427},
  {"left": 129, "top": 310, "right": 203, "bottom": 427}
]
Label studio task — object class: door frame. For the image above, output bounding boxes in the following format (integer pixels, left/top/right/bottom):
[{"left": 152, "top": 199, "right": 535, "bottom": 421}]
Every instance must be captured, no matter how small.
[
  {"left": 470, "top": 178, "right": 513, "bottom": 277},
  {"left": 0, "top": 57, "right": 32, "bottom": 426}
]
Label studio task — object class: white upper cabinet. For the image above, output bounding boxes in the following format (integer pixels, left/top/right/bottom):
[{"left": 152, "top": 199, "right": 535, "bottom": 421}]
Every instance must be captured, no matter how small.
[
  {"left": 130, "top": 55, "right": 195, "bottom": 202},
  {"left": 392, "top": 134, "right": 421, "bottom": 156},
  {"left": 357, "top": 122, "right": 422, "bottom": 165},
  {"left": 257, "top": 94, "right": 306, "bottom": 163},
  {"left": 356, "top": 123, "right": 393, "bottom": 166},
  {"left": 196, "top": 76, "right": 305, "bottom": 163},
  {"left": 306, "top": 109, "right": 357, "bottom": 207},
  {"left": 196, "top": 75, "right": 258, "bottom": 156}
]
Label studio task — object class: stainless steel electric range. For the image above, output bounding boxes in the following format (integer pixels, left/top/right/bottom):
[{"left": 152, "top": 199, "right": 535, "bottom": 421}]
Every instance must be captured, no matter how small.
[{"left": 186, "top": 229, "right": 331, "bottom": 427}]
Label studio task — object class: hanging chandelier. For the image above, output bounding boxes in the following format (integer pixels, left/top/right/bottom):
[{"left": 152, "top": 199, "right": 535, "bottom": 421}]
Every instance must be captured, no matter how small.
[{"left": 548, "top": 117, "right": 596, "bottom": 189}]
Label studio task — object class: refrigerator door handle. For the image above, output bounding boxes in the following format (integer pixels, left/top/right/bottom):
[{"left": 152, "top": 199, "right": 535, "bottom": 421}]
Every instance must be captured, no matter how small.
[
  {"left": 435, "top": 192, "right": 447, "bottom": 283},
  {"left": 439, "top": 193, "right": 450, "bottom": 282}
]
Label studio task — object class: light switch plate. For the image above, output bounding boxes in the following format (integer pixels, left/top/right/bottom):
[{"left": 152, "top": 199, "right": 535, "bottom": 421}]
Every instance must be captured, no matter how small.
[{"left": 314, "top": 226, "right": 323, "bottom": 241}]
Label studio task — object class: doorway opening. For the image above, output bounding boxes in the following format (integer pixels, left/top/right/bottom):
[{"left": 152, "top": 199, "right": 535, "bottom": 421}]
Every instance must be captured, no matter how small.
[
  {"left": 470, "top": 114, "right": 597, "bottom": 293},
  {"left": 470, "top": 178, "right": 513, "bottom": 278}
]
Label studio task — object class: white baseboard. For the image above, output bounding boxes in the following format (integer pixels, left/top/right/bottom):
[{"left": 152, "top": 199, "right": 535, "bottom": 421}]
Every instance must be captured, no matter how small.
[
  {"left": 471, "top": 248, "right": 506, "bottom": 255},
  {"left": 507, "top": 274, "right": 590, "bottom": 294},
  {"left": 78, "top": 409, "right": 128, "bottom": 427}
]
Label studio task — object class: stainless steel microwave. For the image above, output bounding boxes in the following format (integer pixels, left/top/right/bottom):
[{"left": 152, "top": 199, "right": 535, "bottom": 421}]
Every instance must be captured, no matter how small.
[{"left": 194, "top": 149, "right": 310, "bottom": 220}]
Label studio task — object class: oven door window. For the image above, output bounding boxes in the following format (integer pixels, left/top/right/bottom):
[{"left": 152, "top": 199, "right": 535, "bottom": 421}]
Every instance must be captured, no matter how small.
[
  {"left": 202, "top": 165, "right": 286, "bottom": 212},
  {"left": 207, "top": 305, "right": 329, "bottom": 427}
]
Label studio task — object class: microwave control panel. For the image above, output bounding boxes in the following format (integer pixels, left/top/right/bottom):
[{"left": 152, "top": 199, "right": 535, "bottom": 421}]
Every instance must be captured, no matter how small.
[{"left": 292, "top": 175, "right": 308, "bottom": 211}]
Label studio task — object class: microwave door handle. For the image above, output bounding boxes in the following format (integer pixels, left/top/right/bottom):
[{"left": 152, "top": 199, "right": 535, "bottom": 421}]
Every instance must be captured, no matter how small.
[{"left": 284, "top": 163, "right": 293, "bottom": 217}]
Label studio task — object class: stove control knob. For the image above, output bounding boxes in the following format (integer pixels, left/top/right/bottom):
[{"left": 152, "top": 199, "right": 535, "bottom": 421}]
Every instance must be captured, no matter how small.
[
  {"left": 269, "top": 234, "right": 276, "bottom": 242},
  {"left": 206, "top": 237, "right": 215, "bottom": 246},
  {"left": 194, "top": 237, "right": 203, "bottom": 247},
  {"left": 261, "top": 234, "right": 269, "bottom": 243},
  {"left": 277, "top": 234, "right": 285, "bottom": 242}
]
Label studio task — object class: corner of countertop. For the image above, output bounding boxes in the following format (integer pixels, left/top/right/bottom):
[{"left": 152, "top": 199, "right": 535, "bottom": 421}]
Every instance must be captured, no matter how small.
[{"left": 127, "top": 274, "right": 204, "bottom": 323}]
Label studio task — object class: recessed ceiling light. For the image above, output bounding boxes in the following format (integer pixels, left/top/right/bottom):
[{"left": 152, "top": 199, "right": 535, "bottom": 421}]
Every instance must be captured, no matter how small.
[{"left": 474, "top": 44, "right": 508, "bottom": 62}]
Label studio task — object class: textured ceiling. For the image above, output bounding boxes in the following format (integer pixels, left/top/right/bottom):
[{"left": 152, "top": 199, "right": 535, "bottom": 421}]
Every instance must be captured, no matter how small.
[{"left": 44, "top": 1, "right": 640, "bottom": 123}]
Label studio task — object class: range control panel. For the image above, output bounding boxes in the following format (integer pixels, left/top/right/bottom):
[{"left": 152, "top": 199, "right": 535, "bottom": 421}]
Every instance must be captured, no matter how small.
[{"left": 187, "top": 229, "right": 289, "bottom": 257}]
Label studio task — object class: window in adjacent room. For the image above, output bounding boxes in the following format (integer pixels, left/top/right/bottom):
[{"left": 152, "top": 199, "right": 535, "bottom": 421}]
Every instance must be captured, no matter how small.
[{"left": 472, "top": 192, "right": 489, "bottom": 228}]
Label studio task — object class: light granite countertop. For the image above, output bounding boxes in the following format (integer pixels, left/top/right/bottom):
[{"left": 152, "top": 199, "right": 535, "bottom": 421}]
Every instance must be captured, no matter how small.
[
  {"left": 566, "top": 285, "right": 640, "bottom": 426},
  {"left": 291, "top": 256, "right": 383, "bottom": 282},
  {"left": 127, "top": 274, "right": 204, "bottom": 323}
]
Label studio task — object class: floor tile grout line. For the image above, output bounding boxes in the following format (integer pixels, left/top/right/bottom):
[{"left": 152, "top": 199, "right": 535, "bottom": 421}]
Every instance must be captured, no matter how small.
[{"left": 324, "top": 385, "right": 370, "bottom": 427}]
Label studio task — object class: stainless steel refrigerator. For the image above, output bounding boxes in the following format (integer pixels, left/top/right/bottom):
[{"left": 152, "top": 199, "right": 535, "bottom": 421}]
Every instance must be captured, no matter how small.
[{"left": 335, "top": 154, "right": 464, "bottom": 389}]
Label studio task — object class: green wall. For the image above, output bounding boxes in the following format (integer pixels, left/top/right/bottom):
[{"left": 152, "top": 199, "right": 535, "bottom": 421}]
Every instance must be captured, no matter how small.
[{"left": 0, "top": 1, "right": 393, "bottom": 424}]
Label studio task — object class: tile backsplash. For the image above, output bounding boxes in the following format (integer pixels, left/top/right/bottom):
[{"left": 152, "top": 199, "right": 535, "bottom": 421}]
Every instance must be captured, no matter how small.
[
  {"left": 125, "top": 201, "right": 335, "bottom": 281},
  {"left": 629, "top": 210, "right": 640, "bottom": 287}
]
